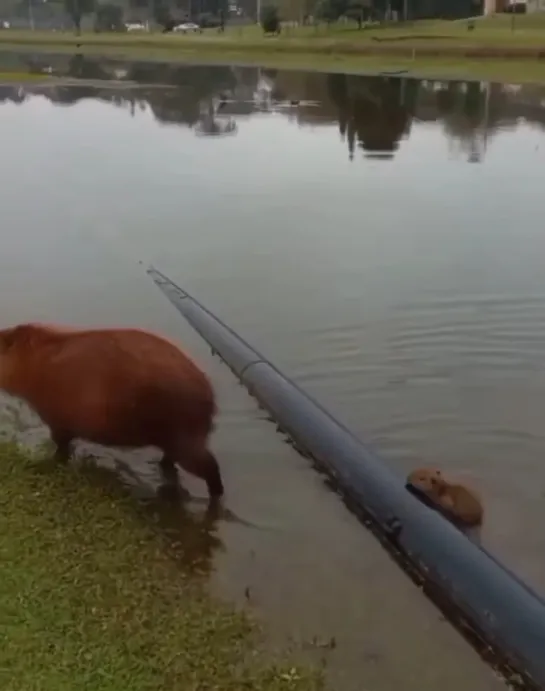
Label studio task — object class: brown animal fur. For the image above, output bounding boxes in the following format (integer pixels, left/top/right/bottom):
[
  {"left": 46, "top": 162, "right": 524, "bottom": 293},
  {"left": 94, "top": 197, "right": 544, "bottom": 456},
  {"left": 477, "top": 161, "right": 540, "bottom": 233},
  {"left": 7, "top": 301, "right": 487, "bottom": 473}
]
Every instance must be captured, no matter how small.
[
  {"left": 406, "top": 467, "right": 483, "bottom": 527},
  {"left": 0, "top": 322, "right": 223, "bottom": 497}
]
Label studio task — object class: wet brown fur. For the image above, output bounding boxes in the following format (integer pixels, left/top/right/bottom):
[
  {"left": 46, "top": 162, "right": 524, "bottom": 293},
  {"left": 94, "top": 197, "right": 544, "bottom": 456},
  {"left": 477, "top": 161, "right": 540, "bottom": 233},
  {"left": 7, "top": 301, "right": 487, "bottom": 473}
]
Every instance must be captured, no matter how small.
[
  {"left": 407, "top": 467, "right": 483, "bottom": 527},
  {"left": 0, "top": 323, "right": 223, "bottom": 497}
]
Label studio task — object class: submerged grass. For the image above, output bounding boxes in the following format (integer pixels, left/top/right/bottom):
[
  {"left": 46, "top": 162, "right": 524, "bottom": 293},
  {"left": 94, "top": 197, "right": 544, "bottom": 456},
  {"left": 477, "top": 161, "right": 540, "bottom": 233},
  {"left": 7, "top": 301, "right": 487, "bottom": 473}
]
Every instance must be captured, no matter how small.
[{"left": 0, "top": 443, "right": 324, "bottom": 691}]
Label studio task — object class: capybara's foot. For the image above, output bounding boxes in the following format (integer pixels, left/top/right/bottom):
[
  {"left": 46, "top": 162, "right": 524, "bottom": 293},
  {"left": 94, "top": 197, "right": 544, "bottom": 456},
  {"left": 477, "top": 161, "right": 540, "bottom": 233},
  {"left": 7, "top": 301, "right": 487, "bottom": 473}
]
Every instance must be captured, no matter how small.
[
  {"left": 168, "top": 444, "right": 224, "bottom": 499},
  {"left": 204, "top": 452, "right": 224, "bottom": 498},
  {"left": 157, "top": 481, "right": 188, "bottom": 503},
  {"left": 51, "top": 432, "right": 73, "bottom": 463}
]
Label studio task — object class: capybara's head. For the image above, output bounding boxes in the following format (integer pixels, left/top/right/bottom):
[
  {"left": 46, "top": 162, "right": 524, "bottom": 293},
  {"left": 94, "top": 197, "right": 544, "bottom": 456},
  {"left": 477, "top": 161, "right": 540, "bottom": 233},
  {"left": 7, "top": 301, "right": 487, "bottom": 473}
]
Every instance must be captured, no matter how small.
[
  {"left": 0, "top": 324, "right": 53, "bottom": 387},
  {"left": 0, "top": 326, "right": 19, "bottom": 352},
  {"left": 0, "top": 326, "right": 23, "bottom": 382},
  {"left": 406, "top": 467, "right": 447, "bottom": 497},
  {"left": 0, "top": 324, "right": 40, "bottom": 352}
]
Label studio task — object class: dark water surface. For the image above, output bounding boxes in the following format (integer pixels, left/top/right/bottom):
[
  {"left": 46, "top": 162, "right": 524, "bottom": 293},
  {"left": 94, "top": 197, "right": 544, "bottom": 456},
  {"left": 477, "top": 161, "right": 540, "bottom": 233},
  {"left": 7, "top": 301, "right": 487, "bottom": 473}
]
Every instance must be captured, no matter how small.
[{"left": 2, "top": 51, "right": 545, "bottom": 690}]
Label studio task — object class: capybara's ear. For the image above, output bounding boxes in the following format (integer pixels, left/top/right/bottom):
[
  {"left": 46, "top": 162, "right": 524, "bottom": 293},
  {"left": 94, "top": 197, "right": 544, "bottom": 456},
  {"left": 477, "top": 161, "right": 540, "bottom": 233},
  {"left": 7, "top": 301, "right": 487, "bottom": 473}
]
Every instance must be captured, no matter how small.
[
  {"left": 0, "top": 325, "right": 27, "bottom": 352},
  {"left": 0, "top": 328, "right": 16, "bottom": 352}
]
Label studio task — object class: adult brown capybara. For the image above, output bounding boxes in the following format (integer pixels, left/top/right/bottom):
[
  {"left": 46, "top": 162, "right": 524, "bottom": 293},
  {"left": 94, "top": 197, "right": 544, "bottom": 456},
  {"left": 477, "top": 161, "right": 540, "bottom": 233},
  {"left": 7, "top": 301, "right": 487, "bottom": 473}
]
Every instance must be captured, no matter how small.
[
  {"left": 0, "top": 322, "right": 223, "bottom": 498},
  {"left": 406, "top": 467, "right": 483, "bottom": 528}
]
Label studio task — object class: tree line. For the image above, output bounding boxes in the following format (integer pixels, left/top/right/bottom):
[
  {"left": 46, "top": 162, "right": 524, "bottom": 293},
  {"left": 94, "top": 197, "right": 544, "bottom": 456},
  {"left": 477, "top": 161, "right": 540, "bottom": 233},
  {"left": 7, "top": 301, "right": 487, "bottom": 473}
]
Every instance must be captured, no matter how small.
[
  {"left": 18, "top": 0, "right": 481, "bottom": 36},
  {"left": 48, "top": 0, "right": 227, "bottom": 34},
  {"left": 261, "top": 0, "right": 481, "bottom": 30}
]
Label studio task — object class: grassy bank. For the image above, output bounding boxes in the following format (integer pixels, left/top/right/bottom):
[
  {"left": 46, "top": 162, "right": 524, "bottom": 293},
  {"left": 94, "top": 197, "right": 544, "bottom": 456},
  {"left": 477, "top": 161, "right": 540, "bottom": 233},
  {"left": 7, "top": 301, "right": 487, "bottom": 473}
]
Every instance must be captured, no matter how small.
[
  {"left": 4, "top": 14, "right": 545, "bottom": 55},
  {"left": 3, "top": 15, "right": 545, "bottom": 83},
  {"left": 0, "top": 443, "right": 323, "bottom": 691},
  {"left": 0, "top": 69, "right": 55, "bottom": 81}
]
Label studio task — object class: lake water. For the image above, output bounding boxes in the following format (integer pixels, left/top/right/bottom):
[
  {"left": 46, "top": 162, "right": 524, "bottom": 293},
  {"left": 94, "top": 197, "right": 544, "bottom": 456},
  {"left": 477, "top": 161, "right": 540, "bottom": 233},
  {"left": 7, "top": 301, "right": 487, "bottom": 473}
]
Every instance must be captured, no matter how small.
[{"left": 1, "top": 50, "right": 545, "bottom": 690}]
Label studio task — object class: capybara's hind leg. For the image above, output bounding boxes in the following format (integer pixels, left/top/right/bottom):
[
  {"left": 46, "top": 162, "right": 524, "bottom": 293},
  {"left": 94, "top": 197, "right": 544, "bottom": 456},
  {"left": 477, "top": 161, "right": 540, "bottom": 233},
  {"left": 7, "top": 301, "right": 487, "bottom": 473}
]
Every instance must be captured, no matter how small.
[
  {"left": 171, "top": 440, "right": 224, "bottom": 499},
  {"left": 51, "top": 430, "right": 73, "bottom": 462}
]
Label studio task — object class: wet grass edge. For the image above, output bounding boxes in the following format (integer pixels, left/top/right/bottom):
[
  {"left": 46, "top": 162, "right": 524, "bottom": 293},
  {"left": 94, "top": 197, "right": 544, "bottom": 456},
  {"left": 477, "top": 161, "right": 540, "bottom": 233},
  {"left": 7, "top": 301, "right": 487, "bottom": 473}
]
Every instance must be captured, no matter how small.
[
  {"left": 2, "top": 31, "right": 545, "bottom": 85},
  {"left": 0, "top": 441, "right": 324, "bottom": 691}
]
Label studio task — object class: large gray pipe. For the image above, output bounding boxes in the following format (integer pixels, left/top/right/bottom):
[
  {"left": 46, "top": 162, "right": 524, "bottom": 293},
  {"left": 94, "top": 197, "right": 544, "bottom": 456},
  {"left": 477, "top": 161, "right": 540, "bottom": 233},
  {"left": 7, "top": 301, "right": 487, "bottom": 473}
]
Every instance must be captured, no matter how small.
[{"left": 148, "top": 266, "right": 545, "bottom": 690}]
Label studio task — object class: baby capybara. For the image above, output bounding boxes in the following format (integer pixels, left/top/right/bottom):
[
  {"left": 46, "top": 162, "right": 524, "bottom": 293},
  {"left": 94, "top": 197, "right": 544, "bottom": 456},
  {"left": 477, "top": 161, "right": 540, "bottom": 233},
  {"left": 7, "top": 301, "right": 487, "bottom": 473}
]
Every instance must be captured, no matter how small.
[
  {"left": 0, "top": 322, "right": 223, "bottom": 497},
  {"left": 406, "top": 467, "right": 483, "bottom": 527}
]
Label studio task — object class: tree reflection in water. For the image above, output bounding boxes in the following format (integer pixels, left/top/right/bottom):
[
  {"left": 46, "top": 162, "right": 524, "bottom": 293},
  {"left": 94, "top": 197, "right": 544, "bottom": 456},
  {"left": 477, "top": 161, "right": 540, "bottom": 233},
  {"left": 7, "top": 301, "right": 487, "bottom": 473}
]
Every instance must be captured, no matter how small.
[
  {"left": 195, "top": 100, "right": 238, "bottom": 137},
  {"left": 2, "top": 51, "right": 545, "bottom": 163}
]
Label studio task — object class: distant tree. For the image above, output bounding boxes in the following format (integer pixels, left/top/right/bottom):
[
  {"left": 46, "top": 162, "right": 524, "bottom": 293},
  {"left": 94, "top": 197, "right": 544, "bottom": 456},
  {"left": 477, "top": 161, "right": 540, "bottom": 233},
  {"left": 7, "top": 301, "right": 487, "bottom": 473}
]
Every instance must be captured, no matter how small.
[
  {"left": 314, "top": 0, "right": 337, "bottom": 21},
  {"left": 198, "top": 12, "right": 222, "bottom": 27},
  {"left": 152, "top": 0, "right": 175, "bottom": 30},
  {"left": 277, "top": 0, "right": 313, "bottom": 24},
  {"left": 260, "top": 4, "right": 280, "bottom": 34},
  {"left": 315, "top": 0, "right": 338, "bottom": 21},
  {"left": 94, "top": 1, "right": 124, "bottom": 30},
  {"left": 64, "top": 0, "right": 96, "bottom": 33},
  {"left": 206, "top": 0, "right": 228, "bottom": 16},
  {"left": 315, "top": 0, "right": 370, "bottom": 26},
  {"left": 345, "top": 0, "right": 370, "bottom": 27}
]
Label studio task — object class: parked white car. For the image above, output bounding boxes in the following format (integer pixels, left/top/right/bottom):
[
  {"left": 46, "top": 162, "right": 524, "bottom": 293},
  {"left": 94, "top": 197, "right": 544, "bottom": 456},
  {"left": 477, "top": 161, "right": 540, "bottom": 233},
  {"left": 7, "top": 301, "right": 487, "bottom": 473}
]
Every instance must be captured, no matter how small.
[
  {"left": 125, "top": 22, "right": 147, "bottom": 31},
  {"left": 173, "top": 22, "right": 201, "bottom": 33}
]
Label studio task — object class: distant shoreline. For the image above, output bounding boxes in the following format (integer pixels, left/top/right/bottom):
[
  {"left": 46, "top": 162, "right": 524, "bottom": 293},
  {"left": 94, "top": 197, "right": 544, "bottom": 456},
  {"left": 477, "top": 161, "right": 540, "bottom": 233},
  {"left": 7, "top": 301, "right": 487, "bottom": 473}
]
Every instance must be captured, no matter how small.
[
  {"left": 2, "top": 22, "right": 545, "bottom": 85},
  {"left": 0, "top": 72, "right": 178, "bottom": 89}
]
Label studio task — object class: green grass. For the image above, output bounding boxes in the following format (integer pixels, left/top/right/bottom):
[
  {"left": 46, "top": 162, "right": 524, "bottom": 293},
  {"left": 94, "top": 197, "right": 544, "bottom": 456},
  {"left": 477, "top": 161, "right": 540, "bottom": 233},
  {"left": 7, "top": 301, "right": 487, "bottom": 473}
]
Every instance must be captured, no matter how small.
[
  {"left": 0, "top": 69, "right": 53, "bottom": 81},
  {"left": 3, "top": 14, "right": 545, "bottom": 54},
  {"left": 2, "top": 40, "right": 545, "bottom": 86},
  {"left": 0, "top": 443, "right": 324, "bottom": 691},
  {"left": 4, "top": 15, "right": 545, "bottom": 83}
]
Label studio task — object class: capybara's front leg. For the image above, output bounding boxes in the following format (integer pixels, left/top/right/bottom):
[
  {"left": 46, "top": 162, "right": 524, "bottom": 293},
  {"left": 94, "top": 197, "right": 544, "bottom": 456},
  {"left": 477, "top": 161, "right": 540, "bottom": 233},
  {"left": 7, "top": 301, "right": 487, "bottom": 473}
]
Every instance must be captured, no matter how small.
[
  {"left": 159, "top": 453, "right": 179, "bottom": 486},
  {"left": 171, "top": 440, "right": 224, "bottom": 499},
  {"left": 50, "top": 430, "right": 73, "bottom": 463},
  {"left": 200, "top": 450, "right": 224, "bottom": 500}
]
